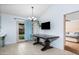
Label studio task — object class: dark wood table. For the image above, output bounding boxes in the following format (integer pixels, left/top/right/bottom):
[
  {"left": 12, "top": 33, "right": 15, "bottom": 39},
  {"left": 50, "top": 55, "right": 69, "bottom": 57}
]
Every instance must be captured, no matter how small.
[{"left": 33, "top": 34, "right": 59, "bottom": 51}]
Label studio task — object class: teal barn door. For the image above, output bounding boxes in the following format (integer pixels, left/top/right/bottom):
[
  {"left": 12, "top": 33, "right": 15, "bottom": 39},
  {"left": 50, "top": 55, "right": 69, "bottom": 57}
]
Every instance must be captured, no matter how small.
[{"left": 24, "top": 20, "right": 32, "bottom": 40}]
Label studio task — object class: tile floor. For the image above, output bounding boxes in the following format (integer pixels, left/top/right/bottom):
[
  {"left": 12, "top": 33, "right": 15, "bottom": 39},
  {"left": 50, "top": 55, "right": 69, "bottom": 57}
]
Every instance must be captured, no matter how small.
[{"left": 0, "top": 41, "right": 75, "bottom": 55}]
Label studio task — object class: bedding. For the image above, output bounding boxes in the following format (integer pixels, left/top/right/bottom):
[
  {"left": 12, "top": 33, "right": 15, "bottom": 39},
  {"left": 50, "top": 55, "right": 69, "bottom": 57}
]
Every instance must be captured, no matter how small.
[
  {"left": 66, "top": 32, "right": 79, "bottom": 38},
  {"left": 66, "top": 32, "right": 79, "bottom": 42}
]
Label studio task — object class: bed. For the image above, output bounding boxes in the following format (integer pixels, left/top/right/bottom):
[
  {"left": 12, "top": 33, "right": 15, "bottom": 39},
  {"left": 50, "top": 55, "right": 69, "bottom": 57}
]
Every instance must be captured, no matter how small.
[{"left": 66, "top": 32, "right": 79, "bottom": 42}]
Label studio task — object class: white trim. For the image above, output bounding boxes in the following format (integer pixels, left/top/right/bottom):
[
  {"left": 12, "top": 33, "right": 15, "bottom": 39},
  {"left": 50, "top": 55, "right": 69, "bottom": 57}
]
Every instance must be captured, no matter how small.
[{"left": 16, "top": 20, "right": 19, "bottom": 42}]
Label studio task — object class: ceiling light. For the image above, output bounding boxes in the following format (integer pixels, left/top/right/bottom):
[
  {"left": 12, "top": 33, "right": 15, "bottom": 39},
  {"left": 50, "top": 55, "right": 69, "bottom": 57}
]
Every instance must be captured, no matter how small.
[{"left": 28, "top": 6, "right": 37, "bottom": 21}]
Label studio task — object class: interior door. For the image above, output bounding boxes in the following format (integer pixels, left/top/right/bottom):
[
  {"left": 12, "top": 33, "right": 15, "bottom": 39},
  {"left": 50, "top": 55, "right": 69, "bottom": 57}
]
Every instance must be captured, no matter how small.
[{"left": 24, "top": 20, "right": 32, "bottom": 40}]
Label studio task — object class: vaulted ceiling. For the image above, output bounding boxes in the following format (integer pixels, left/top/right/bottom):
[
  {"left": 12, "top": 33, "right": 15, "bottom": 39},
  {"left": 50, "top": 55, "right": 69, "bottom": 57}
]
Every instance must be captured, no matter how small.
[
  {"left": 0, "top": 4, "right": 51, "bottom": 18},
  {"left": 66, "top": 11, "right": 79, "bottom": 21}
]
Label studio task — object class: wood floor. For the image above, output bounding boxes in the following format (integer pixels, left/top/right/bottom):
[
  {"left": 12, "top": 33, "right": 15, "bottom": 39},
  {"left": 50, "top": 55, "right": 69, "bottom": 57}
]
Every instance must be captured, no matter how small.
[
  {"left": 65, "top": 41, "right": 79, "bottom": 54},
  {"left": 0, "top": 41, "right": 75, "bottom": 55}
]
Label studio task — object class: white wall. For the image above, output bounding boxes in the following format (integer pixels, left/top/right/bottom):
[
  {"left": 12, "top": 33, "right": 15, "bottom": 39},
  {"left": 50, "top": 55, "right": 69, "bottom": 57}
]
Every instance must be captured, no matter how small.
[
  {"left": 66, "top": 20, "right": 79, "bottom": 32},
  {"left": 0, "top": 13, "right": 39, "bottom": 45},
  {"left": 33, "top": 21, "right": 40, "bottom": 34},
  {"left": 0, "top": 15, "right": 1, "bottom": 46},
  {"left": 1, "top": 13, "right": 17, "bottom": 44},
  {"left": 66, "top": 11, "right": 79, "bottom": 21},
  {"left": 39, "top": 4, "right": 79, "bottom": 49},
  {"left": 0, "top": 15, "right": 1, "bottom": 31},
  {"left": 1, "top": 13, "right": 26, "bottom": 45},
  {"left": 0, "top": 12, "right": 1, "bottom": 32}
]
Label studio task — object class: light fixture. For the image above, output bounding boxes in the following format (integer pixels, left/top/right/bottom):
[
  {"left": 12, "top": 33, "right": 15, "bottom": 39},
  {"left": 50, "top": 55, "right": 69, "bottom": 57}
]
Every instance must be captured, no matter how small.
[
  {"left": 28, "top": 6, "right": 41, "bottom": 35},
  {"left": 28, "top": 6, "right": 37, "bottom": 21},
  {"left": 28, "top": 6, "right": 38, "bottom": 35},
  {"left": 28, "top": 16, "right": 37, "bottom": 21}
]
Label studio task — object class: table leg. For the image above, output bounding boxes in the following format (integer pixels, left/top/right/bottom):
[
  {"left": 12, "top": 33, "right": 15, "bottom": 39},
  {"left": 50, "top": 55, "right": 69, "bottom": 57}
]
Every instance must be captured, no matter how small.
[
  {"left": 33, "top": 37, "right": 40, "bottom": 45},
  {"left": 33, "top": 37, "right": 44, "bottom": 46},
  {"left": 41, "top": 39, "right": 52, "bottom": 51}
]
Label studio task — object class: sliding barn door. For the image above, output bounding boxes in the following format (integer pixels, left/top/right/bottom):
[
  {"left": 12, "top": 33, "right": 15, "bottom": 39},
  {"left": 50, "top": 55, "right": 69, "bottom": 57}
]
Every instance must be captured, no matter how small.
[{"left": 24, "top": 20, "right": 32, "bottom": 40}]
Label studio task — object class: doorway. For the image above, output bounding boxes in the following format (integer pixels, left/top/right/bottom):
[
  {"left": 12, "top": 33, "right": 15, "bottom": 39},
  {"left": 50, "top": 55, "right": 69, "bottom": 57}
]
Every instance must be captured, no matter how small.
[
  {"left": 18, "top": 20, "right": 25, "bottom": 42},
  {"left": 64, "top": 11, "right": 79, "bottom": 54}
]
